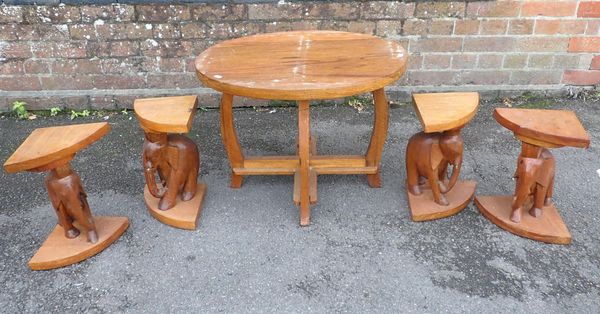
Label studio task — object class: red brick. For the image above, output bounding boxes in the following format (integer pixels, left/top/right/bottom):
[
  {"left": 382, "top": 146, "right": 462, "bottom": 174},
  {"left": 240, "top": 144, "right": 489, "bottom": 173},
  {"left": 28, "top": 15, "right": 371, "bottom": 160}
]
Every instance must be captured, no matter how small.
[
  {"left": 158, "top": 58, "right": 185, "bottom": 72},
  {"left": 407, "top": 70, "right": 460, "bottom": 85},
  {"left": 415, "top": 1, "right": 465, "bottom": 18},
  {"left": 568, "top": 37, "right": 600, "bottom": 52},
  {"left": 534, "top": 20, "right": 586, "bottom": 35},
  {"left": 24, "top": 25, "right": 70, "bottom": 41},
  {"left": 147, "top": 74, "right": 199, "bottom": 89},
  {"left": 562, "top": 70, "right": 600, "bottom": 85},
  {"left": 460, "top": 70, "right": 510, "bottom": 85},
  {"left": 362, "top": 1, "right": 415, "bottom": 19},
  {"left": 113, "top": 95, "right": 138, "bottom": 109},
  {"left": 591, "top": 56, "right": 600, "bottom": 70},
  {"left": 464, "top": 37, "right": 516, "bottom": 52},
  {"left": 23, "top": 60, "right": 50, "bottom": 74},
  {"left": 32, "top": 42, "right": 87, "bottom": 59},
  {"left": 403, "top": 19, "right": 427, "bottom": 36},
  {"left": 181, "top": 22, "right": 229, "bottom": 39},
  {"left": 0, "top": 25, "right": 18, "bottom": 40},
  {"left": 69, "top": 24, "right": 97, "bottom": 40},
  {"left": 0, "top": 61, "right": 23, "bottom": 75},
  {"left": 265, "top": 21, "right": 320, "bottom": 33},
  {"left": 510, "top": 70, "right": 562, "bottom": 84},
  {"left": 140, "top": 40, "right": 194, "bottom": 58},
  {"left": 231, "top": 22, "right": 265, "bottom": 37},
  {"left": 88, "top": 41, "right": 139, "bottom": 57},
  {"left": 80, "top": 5, "right": 135, "bottom": 23},
  {"left": 423, "top": 54, "right": 451, "bottom": 69},
  {"left": 587, "top": 21, "right": 600, "bottom": 35},
  {"left": 428, "top": 20, "right": 454, "bottom": 35},
  {"left": 407, "top": 54, "right": 423, "bottom": 69},
  {"left": 320, "top": 21, "right": 375, "bottom": 34},
  {"left": 552, "top": 55, "right": 581, "bottom": 69},
  {"left": 528, "top": 54, "right": 554, "bottom": 68},
  {"left": 191, "top": 4, "right": 245, "bottom": 21},
  {"left": 93, "top": 75, "right": 146, "bottom": 89},
  {"left": 101, "top": 57, "right": 156, "bottom": 74},
  {"left": 89, "top": 96, "right": 116, "bottom": 110},
  {"left": 153, "top": 23, "right": 181, "bottom": 39},
  {"left": 466, "top": 1, "right": 519, "bottom": 17},
  {"left": 454, "top": 20, "right": 479, "bottom": 35},
  {"left": 451, "top": 54, "right": 477, "bottom": 69},
  {"left": 578, "top": 2, "right": 600, "bottom": 18},
  {"left": 503, "top": 54, "right": 528, "bottom": 69},
  {"left": 248, "top": 3, "right": 304, "bottom": 20},
  {"left": 306, "top": 2, "right": 360, "bottom": 20},
  {"left": 40, "top": 76, "right": 94, "bottom": 90},
  {"left": 478, "top": 54, "right": 503, "bottom": 68},
  {"left": 136, "top": 5, "right": 190, "bottom": 22},
  {"left": 479, "top": 19, "right": 507, "bottom": 35},
  {"left": 0, "top": 6, "right": 23, "bottom": 23},
  {"left": 410, "top": 38, "right": 462, "bottom": 53},
  {"left": 52, "top": 59, "right": 103, "bottom": 75},
  {"left": 508, "top": 19, "right": 534, "bottom": 35},
  {"left": 516, "top": 37, "right": 569, "bottom": 52},
  {"left": 376, "top": 20, "right": 402, "bottom": 37},
  {"left": 96, "top": 23, "right": 154, "bottom": 40},
  {"left": 0, "top": 43, "right": 32, "bottom": 59},
  {"left": 521, "top": 1, "right": 577, "bottom": 17},
  {"left": 23, "top": 5, "right": 81, "bottom": 23}
]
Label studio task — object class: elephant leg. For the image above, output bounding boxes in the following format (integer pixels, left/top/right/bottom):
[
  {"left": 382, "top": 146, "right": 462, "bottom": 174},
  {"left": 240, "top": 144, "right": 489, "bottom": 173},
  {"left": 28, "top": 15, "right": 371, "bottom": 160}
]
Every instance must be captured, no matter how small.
[
  {"left": 437, "top": 163, "right": 449, "bottom": 193},
  {"left": 545, "top": 175, "right": 554, "bottom": 206},
  {"left": 159, "top": 173, "right": 180, "bottom": 211},
  {"left": 418, "top": 176, "right": 427, "bottom": 185},
  {"left": 406, "top": 163, "right": 422, "bottom": 195},
  {"left": 57, "top": 203, "right": 80, "bottom": 239},
  {"left": 182, "top": 169, "right": 198, "bottom": 201},
  {"left": 74, "top": 194, "right": 98, "bottom": 243},
  {"left": 529, "top": 186, "right": 546, "bottom": 218},
  {"left": 428, "top": 173, "right": 448, "bottom": 206}
]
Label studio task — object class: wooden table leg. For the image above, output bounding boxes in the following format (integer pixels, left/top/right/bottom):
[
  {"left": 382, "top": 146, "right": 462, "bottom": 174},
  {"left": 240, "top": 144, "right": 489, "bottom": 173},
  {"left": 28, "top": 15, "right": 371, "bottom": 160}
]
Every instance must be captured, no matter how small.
[
  {"left": 298, "top": 100, "right": 311, "bottom": 226},
  {"left": 365, "top": 88, "right": 389, "bottom": 188},
  {"left": 220, "top": 93, "right": 245, "bottom": 188}
]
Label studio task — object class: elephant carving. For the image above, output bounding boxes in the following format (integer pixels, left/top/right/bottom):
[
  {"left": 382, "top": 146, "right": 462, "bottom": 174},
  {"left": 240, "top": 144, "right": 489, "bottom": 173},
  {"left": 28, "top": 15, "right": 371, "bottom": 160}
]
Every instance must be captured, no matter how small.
[
  {"left": 406, "top": 129, "right": 464, "bottom": 206},
  {"left": 142, "top": 132, "right": 199, "bottom": 211},
  {"left": 45, "top": 165, "right": 98, "bottom": 243},
  {"left": 510, "top": 148, "right": 555, "bottom": 223}
]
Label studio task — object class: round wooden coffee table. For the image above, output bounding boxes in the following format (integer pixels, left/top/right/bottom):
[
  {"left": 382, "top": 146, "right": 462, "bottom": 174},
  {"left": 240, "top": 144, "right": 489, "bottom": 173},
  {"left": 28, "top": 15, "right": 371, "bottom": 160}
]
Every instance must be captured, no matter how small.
[{"left": 195, "top": 31, "right": 408, "bottom": 226}]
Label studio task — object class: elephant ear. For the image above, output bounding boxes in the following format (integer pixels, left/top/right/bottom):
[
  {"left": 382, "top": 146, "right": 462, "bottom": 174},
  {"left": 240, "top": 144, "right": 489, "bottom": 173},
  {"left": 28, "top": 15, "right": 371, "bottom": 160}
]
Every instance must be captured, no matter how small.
[
  {"left": 166, "top": 146, "right": 179, "bottom": 171},
  {"left": 430, "top": 141, "right": 444, "bottom": 171}
]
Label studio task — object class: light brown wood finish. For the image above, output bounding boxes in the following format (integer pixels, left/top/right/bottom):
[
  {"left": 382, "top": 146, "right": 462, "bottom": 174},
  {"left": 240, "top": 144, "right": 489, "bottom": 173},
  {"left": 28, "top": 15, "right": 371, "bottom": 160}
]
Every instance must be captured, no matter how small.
[
  {"left": 144, "top": 183, "right": 206, "bottom": 230},
  {"left": 28, "top": 217, "right": 129, "bottom": 270},
  {"left": 134, "top": 95, "right": 198, "bottom": 134},
  {"left": 413, "top": 92, "right": 479, "bottom": 133},
  {"left": 494, "top": 108, "right": 590, "bottom": 148},
  {"left": 195, "top": 31, "right": 407, "bottom": 101},
  {"left": 475, "top": 196, "right": 571, "bottom": 245},
  {"left": 3, "top": 122, "right": 110, "bottom": 173},
  {"left": 220, "top": 93, "right": 245, "bottom": 188},
  {"left": 408, "top": 181, "right": 476, "bottom": 222},
  {"left": 196, "top": 31, "right": 407, "bottom": 225}
]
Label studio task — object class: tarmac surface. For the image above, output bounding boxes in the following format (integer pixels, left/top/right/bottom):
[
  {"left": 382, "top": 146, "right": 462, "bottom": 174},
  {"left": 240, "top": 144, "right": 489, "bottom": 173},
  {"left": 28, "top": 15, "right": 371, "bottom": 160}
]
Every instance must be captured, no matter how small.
[{"left": 0, "top": 97, "right": 599, "bottom": 313}]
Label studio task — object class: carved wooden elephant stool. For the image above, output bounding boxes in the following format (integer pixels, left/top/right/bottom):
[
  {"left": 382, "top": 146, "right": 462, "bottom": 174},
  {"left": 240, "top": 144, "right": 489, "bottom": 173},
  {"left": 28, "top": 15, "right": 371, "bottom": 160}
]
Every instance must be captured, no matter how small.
[
  {"left": 3, "top": 122, "right": 129, "bottom": 270},
  {"left": 475, "top": 108, "right": 590, "bottom": 245},
  {"left": 134, "top": 95, "right": 206, "bottom": 230},
  {"left": 405, "top": 92, "right": 479, "bottom": 221}
]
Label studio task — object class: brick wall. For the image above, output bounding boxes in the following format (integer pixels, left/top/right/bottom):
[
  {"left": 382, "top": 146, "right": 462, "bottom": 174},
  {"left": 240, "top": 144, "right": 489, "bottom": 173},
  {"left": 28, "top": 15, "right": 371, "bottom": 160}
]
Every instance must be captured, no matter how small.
[{"left": 0, "top": 0, "right": 599, "bottom": 111}]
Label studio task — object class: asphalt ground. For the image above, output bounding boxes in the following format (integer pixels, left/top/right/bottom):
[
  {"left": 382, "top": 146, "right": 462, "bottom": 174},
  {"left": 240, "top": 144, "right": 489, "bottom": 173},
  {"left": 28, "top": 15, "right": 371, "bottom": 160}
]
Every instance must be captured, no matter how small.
[{"left": 0, "top": 96, "right": 599, "bottom": 313}]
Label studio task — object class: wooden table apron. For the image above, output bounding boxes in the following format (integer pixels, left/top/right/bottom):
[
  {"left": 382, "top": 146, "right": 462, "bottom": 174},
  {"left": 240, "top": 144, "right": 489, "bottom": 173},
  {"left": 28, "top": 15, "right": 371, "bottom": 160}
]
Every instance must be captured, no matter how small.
[{"left": 195, "top": 31, "right": 408, "bottom": 225}]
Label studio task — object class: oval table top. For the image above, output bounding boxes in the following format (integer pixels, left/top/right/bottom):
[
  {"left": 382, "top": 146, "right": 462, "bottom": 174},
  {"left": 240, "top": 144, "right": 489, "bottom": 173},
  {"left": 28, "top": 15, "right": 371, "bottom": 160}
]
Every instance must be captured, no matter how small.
[{"left": 195, "top": 31, "right": 408, "bottom": 100}]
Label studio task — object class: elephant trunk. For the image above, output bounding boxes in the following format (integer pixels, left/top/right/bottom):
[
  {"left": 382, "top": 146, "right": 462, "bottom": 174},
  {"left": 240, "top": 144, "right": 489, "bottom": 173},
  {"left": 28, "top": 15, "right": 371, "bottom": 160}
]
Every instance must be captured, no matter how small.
[
  {"left": 446, "top": 158, "right": 462, "bottom": 191},
  {"left": 144, "top": 165, "right": 162, "bottom": 198}
]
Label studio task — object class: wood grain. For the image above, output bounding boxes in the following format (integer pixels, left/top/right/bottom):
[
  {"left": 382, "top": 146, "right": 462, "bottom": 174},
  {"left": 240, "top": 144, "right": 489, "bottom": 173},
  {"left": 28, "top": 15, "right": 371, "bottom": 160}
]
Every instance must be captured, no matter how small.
[
  {"left": 475, "top": 195, "right": 571, "bottom": 245},
  {"left": 144, "top": 183, "right": 206, "bottom": 230},
  {"left": 134, "top": 95, "right": 197, "bottom": 134},
  {"left": 28, "top": 216, "right": 129, "bottom": 270},
  {"left": 408, "top": 180, "right": 476, "bottom": 222},
  {"left": 298, "top": 100, "right": 311, "bottom": 226},
  {"left": 412, "top": 92, "right": 479, "bottom": 133},
  {"left": 494, "top": 108, "right": 590, "bottom": 148},
  {"left": 4, "top": 122, "right": 110, "bottom": 173},
  {"left": 195, "top": 31, "right": 408, "bottom": 100}
]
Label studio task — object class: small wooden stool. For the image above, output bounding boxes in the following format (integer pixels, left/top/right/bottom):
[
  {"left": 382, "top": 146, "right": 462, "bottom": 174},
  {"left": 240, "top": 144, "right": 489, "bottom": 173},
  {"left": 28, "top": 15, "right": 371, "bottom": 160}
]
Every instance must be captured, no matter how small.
[
  {"left": 475, "top": 108, "right": 590, "bottom": 244},
  {"left": 405, "top": 92, "right": 479, "bottom": 221},
  {"left": 3, "top": 122, "right": 129, "bottom": 270},
  {"left": 134, "top": 95, "right": 206, "bottom": 230}
]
